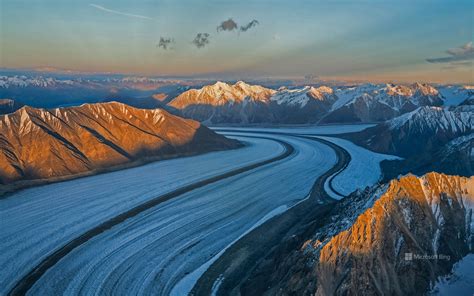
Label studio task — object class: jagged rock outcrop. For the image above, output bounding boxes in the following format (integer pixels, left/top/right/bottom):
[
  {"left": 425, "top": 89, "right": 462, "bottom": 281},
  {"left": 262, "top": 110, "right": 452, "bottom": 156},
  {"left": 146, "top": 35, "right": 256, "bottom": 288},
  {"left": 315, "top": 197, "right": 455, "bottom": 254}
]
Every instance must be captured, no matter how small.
[
  {"left": 316, "top": 173, "right": 474, "bottom": 295},
  {"left": 0, "top": 102, "right": 240, "bottom": 187}
]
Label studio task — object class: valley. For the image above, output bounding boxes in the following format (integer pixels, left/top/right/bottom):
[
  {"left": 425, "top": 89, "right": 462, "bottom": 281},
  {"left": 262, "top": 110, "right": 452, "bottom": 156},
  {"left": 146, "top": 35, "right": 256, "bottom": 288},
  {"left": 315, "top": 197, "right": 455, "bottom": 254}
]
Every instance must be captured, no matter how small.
[
  {"left": 2, "top": 2, "right": 473, "bottom": 295},
  {"left": 0, "top": 125, "right": 394, "bottom": 295}
]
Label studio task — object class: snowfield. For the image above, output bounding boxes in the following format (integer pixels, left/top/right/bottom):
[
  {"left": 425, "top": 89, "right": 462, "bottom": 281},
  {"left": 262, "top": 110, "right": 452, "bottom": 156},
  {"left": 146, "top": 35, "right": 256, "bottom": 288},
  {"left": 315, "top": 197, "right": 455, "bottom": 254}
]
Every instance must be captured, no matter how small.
[{"left": 213, "top": 124, "right": 375, "bottom": 135}]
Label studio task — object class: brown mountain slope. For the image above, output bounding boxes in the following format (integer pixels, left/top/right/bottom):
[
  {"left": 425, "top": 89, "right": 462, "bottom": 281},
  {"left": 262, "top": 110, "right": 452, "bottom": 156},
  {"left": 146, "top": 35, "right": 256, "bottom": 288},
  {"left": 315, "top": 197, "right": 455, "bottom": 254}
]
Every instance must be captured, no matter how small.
[
  {"left": 0, "top": 102, "right": 240, "bottom": 188},
  {"left": 317, "top": 173, "right": 474, "bottom": 295}
]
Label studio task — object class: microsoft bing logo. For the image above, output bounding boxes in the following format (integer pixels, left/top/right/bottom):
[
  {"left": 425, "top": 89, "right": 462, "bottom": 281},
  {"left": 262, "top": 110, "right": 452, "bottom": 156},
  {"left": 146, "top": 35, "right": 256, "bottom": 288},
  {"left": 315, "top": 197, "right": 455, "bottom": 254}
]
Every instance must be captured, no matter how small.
[{"left": 404, "top": 252, "right": 450, "bottom": 261}]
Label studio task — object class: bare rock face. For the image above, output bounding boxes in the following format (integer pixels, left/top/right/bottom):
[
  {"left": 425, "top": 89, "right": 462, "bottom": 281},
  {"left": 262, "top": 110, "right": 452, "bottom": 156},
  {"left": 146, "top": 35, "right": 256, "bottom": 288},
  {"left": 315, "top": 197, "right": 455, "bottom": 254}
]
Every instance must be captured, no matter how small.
[
  {"left": 316, "top": 173, "right": 474, "bottom": 296},
  {"left": 0, "top": 102, "right": 240, "bottom": 186}
]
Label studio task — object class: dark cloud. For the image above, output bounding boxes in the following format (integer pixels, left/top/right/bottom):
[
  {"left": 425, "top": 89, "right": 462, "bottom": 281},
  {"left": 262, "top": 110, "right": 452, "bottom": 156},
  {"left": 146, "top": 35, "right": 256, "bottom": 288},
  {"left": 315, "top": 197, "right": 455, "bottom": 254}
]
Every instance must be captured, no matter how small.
[
  {"left": 217, "top": 18, "right": 238, "bottom": 32},
  {"left": 426, "top": 42, "right": 474, "bottom": 63},
  {"left": 192, "top": 33, "right": 210, "bottom": 48},
  {"left": 157, "top": 37, "right": 174, "bottom": 50},
  {"left": 240, "top": 19, "right": 259, "bottom": 32}
]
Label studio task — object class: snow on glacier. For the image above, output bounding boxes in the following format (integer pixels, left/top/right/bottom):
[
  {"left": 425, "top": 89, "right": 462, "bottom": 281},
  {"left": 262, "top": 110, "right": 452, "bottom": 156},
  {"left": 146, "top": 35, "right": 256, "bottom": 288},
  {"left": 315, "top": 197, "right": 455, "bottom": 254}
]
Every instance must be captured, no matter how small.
[
  {"left": 316, "top": 136, "right": 401, "bottom": 198},
  {"left": 170, "top": 205, "right": 289, "bottom": 296},
  {"left": 26, "top": 134, "right": 337, "bottom": 296},
  {"left": 213, "top": 124, "right": 375, "bottom": 135},
  {"left": 0, "top": 135, "right": 285, "bottom": 295},
  {"left": 431, "top": 254, "right": 474, "bottom": 296}
]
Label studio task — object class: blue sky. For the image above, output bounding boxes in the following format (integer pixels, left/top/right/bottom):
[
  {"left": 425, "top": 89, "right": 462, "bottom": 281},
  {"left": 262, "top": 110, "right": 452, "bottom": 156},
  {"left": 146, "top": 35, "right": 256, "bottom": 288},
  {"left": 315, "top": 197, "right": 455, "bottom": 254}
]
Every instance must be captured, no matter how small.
[{"left": 1, "top": 0, "right": 473, "bottom": 82}]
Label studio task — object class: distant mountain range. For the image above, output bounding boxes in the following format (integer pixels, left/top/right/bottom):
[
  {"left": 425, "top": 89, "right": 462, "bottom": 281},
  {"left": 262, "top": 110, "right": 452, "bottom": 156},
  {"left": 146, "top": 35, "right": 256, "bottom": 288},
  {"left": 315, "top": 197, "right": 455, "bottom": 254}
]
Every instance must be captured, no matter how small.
[
  {"left": 0, "top": 75, "right": 195, "bottom": 110},
  {"left": 1, "top": 76, "right": 472, "bottom": 125},
  {"left": 167, "top": 81, "right": 472, "bottom": 124},
  {"left": 0, "top": 102, "right": 240, "bottom": 191},
  {"left": 168, "top": 81, "right": 338, "bottom": 124},
  {"left": 320, "top": 82, "right": 445, "bottom": 123}
]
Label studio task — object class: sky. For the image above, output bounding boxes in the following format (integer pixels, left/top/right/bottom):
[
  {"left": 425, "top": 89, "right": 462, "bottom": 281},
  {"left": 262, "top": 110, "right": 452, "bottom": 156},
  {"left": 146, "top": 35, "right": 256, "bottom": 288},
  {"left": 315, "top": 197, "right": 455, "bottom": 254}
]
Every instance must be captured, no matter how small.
[{"left": 1, "top": 0, "right": 473, "bottom": 83}]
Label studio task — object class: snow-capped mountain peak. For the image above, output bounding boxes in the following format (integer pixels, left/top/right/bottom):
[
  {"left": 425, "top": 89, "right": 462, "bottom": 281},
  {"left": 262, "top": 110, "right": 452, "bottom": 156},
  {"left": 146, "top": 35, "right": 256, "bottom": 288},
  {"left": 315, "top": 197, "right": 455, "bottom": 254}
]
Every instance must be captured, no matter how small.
[
  {"left": 388, "top": 106, "right": 473, "bottom": 134},
  {"left": 169, "top": 81, "right": 276, "bottom": 109},
  {"left": 270, "top": 86, "right": 335, "bottom": 107}
]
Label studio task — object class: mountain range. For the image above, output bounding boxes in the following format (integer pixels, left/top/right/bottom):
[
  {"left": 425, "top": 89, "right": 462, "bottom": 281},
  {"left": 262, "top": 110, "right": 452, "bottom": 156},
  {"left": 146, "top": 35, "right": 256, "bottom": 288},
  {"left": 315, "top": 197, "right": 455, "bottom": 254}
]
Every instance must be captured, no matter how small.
[
  {"left": 2, "top": 76, "right": 472, "bottom": 125},
  {"left": 167, "top": 81, "right": 339, "bottom": 124},
  {"left": 167, "top": 81, "right": 472, "bottom": 124},
  {"left": 345, "top": 105, "right": 474, "bottom": 179},
  {"left": 320, "top": 82, "right": 444, "bottom": 123},
  {"left": 0, "top": 102, "right": 240, "bottom": 191}
]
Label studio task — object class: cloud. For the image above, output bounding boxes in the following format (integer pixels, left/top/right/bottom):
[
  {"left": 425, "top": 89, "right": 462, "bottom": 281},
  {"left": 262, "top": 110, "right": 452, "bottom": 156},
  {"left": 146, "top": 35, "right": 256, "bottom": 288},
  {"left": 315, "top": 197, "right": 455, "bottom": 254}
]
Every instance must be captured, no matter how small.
[
  {"left": 89, "top": 4, "right": 153, "bottom": 20},
  {"left": 240, "top": 20, "right": 259, "bottom": 32},
  {"left": 192, "top": 33, "right": 210, "bottom": 48},
  {"left": 440, "top": 60, "right": 473, "bottom": 70},
  {"left": 157, "top": 37, "right": 175, "bottom": 50},
  {"left": 217, "top": 18, "right": 238, "bottom": 32},
  {"left": 426, "top": 41, "right": 474, "bottom": 63}
]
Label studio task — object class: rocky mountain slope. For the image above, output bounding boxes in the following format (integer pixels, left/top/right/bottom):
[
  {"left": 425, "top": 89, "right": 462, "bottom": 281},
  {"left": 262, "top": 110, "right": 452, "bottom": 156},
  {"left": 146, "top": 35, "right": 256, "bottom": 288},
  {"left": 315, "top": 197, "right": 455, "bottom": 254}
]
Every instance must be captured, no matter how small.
[
  {"left": 168, "top": 81, "right": 277, "bottom": 123},
  {"left": 345, "top": 106, "right": 473, "bottom": 179},
  {"left": 316, "top": 173, "right": 474, "bottom": 295},
  {"left": 0, "top": 102, "right": 240, "bottom": 188},
  {"left": 321, "top": 83, "right": 445, "bottom": 123},
  {"left": 355, "top": 106, "right": 472, "bottom": 156},
  {"left": 244, "top": 173, "right": 473, "bottom": 296},
  {"left": 168, "top": 81, "right": 336, "bottom": 124}
]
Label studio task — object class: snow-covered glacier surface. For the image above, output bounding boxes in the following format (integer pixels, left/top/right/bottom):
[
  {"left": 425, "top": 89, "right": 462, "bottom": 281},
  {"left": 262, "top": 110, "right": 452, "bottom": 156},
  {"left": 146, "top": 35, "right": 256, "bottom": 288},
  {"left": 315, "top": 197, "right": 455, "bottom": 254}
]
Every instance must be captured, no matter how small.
[
  {"left": 0, "top": 136, "right": 284, "bottom": 294},
  {"left": 316, "top": 136, "right": 401, "bottom": 198},
  {"left": 213, "top": 124, "right": 375, "bottom": 135},
  {"left": 431, "top": 254, "right": 474, "bottom": 296},
  {"left": 26, "top": 134, "right": 337, "bottom": 296}
]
